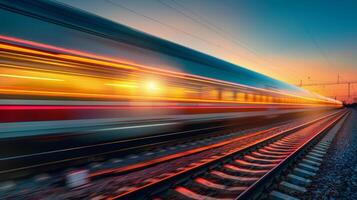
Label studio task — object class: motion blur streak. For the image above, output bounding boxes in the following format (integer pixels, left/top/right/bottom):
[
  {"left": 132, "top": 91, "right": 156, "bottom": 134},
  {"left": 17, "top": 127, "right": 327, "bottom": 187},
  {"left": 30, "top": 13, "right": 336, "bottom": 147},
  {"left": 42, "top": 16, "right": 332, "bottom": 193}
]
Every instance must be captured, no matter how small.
[
  {"left": 0, "top": 33, "right": 342, "bottom": 127},
  {"left": 0, "top": 35, "right": 340, "bottom": 105}
]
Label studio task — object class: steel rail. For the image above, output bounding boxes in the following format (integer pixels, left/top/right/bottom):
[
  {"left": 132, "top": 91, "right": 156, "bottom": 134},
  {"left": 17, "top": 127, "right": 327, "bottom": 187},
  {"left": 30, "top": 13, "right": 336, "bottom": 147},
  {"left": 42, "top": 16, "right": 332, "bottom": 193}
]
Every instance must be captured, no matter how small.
[
  {"left": 235, "top": 110, "right": 349, "bottom": 199},
  {"left": 108, "top": 109, "right": 346, "bottom": 199}
]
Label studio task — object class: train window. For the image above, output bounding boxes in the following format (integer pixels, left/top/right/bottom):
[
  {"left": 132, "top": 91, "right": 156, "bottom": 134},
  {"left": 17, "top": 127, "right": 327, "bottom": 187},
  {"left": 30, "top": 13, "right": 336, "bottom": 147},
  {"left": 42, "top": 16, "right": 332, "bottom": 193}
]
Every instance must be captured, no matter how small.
[
  {"left": 247, "top": 94, "right": 254, "bottom": 102},
  {"left": 222, "top": 90, "right": 234, "bottom": 101},
  {"left": 261, "top": 95, "right": 267, "bottom": 102},
  {"left": 237, "top": 92, "right": 245, "bottom": 102},
  {"left": 185, "top": 89, "right": 200, "bottom": 99},
  {"left": 168, "top": 87, "right": 185, "bottom": 98},
  {"left": 202, "top": 88, "right": 219, "bottom": 100},
  {"left": 255, "top": 95, "right": 262, "bottom": 102}
]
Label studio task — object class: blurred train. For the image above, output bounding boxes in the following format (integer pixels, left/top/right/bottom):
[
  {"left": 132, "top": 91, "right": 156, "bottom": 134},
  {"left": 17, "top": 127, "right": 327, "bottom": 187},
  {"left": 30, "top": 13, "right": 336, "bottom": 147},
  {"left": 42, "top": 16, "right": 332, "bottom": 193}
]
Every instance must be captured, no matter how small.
[{"left": 0, "top": 0, "right": 341, "bottom": 140}]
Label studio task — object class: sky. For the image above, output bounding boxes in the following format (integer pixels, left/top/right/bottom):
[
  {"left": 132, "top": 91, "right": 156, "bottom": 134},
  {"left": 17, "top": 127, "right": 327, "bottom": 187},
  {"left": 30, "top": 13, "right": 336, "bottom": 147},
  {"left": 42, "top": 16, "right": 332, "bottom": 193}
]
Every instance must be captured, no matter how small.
[{"left": 57, "top": 0, "right": 357, "bottom": 102}]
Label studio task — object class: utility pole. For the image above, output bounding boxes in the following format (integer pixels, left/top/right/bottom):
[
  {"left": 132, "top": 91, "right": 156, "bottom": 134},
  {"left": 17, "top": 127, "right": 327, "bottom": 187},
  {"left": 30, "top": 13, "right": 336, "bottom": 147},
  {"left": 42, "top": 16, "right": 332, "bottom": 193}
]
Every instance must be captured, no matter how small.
[
  {"left": 337, "top": 73, "right": 340, "bottom": 84},
  {"left": 298, "top": 80, "right": 357, "bottom": 103}
]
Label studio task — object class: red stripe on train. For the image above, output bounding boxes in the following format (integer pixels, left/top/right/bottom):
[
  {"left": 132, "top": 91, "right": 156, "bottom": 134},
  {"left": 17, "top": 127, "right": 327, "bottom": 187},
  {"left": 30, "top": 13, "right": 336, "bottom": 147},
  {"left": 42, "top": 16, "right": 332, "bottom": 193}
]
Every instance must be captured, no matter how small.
[{"left": 0, "top": 105, "right": 301, "bottom": 123}]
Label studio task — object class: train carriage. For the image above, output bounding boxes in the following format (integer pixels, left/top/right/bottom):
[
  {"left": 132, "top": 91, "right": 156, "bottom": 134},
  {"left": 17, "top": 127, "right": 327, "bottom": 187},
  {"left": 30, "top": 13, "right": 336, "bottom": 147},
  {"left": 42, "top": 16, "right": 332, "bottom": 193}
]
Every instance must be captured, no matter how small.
[{"left": 0, "top": 0, "right": 341, "bottom": 140}]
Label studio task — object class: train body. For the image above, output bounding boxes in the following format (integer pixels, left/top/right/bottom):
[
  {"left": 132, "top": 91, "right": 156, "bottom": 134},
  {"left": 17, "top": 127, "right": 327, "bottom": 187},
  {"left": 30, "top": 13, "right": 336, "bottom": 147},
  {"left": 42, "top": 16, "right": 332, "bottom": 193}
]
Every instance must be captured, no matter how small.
[{"left": 0, "top": 0, "right": 341, "bottom": 139}]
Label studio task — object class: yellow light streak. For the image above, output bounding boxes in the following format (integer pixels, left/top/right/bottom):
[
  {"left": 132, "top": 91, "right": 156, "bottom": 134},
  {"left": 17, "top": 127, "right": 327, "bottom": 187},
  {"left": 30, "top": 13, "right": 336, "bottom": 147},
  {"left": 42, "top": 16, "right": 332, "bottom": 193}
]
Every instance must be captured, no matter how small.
[
  {"left": 105, "top": 83, "right": 138, "bottom": 88},
  {"left": 0, "top": 74, "right": 64, "bottom": 81},
  {"left": 0, "top": 41, "right": 341, "bottom": 106}
]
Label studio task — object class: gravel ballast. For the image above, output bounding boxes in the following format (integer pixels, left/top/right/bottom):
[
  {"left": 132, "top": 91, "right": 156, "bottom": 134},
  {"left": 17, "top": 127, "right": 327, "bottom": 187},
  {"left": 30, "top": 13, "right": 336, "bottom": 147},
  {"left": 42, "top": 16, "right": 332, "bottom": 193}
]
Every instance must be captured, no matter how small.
[{"left": 303, "top": 108, "right": 357, "bottom": 199}]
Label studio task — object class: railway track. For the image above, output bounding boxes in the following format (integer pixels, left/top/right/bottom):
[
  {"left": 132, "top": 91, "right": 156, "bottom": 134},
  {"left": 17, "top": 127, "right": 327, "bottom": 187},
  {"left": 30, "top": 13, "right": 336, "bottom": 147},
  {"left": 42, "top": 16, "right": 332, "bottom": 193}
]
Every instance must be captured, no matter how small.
[
  {"left": 0, "top": 111, "right": 316, "bottom": 181},
  {"left": 265, "top": 111, "right": 349, "bottom": 200},
  {"left": 0, "top": 110, "right": 347, "bottom": 199},
  {"left": 105, "top": 109, "right": 348, "bottom": 200}
]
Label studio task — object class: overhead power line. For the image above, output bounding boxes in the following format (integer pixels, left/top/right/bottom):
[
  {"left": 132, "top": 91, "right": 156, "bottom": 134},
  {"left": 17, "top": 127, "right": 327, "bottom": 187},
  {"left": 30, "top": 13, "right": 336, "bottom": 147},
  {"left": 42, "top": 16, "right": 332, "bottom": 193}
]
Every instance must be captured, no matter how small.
[
  {"left": 287, "top": 3, "right": 334, "bottom": 71},
  {"left": 104, "top": 0, "right": 263, "bottom": 65},
  {"left": 105, "top": 0, "right": 303, "bottom": 82},
  {"left": 161, "top": 0, "right": 305, "bottom": 81},
  {"left": 158, "top": 0, "right": 261, "bottom": 58}
]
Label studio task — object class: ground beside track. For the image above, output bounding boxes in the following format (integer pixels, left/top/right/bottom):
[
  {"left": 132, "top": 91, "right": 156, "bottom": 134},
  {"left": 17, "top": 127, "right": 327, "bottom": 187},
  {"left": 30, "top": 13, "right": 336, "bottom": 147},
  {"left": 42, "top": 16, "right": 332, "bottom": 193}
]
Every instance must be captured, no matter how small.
[{"left": 303, "top": 108, "right": 357, "bottom": 200}]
